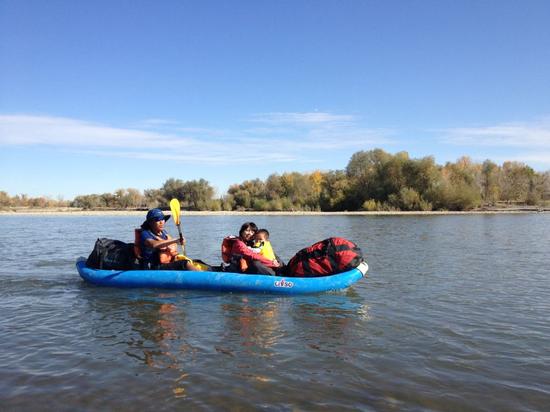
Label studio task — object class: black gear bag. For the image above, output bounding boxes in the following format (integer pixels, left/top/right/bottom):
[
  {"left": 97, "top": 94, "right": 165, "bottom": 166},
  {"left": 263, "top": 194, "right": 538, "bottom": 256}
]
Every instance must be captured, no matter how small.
[{"left": 86, "top": 238, "right": 139, "bottom": 270}]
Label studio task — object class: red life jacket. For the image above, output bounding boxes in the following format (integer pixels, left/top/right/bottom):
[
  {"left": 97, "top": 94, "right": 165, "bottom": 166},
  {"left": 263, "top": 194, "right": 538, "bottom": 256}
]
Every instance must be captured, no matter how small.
[
  {"left": 286, "top": 237, "right": 363, "bottom": 277},
  {"left": 221, "top": 236, "right": 248, "bottom": 272}
]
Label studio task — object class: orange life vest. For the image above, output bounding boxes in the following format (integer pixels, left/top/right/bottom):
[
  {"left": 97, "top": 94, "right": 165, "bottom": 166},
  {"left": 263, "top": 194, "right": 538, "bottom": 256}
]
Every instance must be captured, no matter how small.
[
  {"left": 134, "top": 228, "right": 178, "bottom": 264},
  {"left": 158, "top": 243, "right": 178, "bottom": 264}
]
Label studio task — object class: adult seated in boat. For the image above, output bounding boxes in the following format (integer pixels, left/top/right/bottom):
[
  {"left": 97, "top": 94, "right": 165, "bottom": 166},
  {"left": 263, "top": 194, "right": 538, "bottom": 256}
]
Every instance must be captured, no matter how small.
[
  {"left": 225, "top": 222, "right": 281, "bottom": 275},
  {"left": 139, "top": 208, "right": 199, "bottom": 271}
]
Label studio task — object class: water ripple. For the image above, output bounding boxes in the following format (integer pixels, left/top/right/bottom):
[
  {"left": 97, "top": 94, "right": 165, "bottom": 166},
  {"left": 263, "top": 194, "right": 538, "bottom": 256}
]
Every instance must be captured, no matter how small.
[{"left": 1, "top": 214, "right": 550, "bottom": 410}]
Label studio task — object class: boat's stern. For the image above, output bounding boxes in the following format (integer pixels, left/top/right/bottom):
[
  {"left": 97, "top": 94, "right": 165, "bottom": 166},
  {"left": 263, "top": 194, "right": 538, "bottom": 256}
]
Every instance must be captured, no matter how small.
[{"left": 357, "top": 261, "right": 369, "bottom": 277}]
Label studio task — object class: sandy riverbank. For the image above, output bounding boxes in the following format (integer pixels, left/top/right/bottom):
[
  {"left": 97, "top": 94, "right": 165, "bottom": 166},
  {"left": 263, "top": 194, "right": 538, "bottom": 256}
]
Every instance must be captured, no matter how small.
[{"left": 1, "top": 207, "right": 547, "bottom": 216}]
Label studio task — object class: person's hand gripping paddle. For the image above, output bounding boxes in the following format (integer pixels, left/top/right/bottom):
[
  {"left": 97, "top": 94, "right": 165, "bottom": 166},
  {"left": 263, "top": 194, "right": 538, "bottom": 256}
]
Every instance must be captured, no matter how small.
[
  {"left": 169, "top": 198, "right": 186, "bottom": 256},
  {"left": 169, "top": 199, "right": 208, "bottom": 271}
]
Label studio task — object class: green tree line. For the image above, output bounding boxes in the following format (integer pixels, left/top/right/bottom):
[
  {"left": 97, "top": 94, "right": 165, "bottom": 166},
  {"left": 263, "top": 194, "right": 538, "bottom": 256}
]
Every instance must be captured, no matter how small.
[
  {"left": 224, "top": 150, "right": 549, "bottom": 211},
  {"left": 2, "top": 149, "right": 549, "bottom": 211}
]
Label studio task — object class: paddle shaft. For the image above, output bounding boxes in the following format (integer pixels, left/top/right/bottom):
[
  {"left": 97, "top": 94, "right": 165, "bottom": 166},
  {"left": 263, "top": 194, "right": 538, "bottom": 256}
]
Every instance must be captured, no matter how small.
[
  {"left": 169, "top": 203, "right": 208, "bottom": 271},
  {"left": 175, "top": 222, "right": 185, "bottom": 255}
]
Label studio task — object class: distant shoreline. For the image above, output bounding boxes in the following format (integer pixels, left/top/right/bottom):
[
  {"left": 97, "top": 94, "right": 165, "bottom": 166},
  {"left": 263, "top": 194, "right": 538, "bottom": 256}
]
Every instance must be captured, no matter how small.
[{"left": 1, "top": 207, "right": 548, "bottom": 216}]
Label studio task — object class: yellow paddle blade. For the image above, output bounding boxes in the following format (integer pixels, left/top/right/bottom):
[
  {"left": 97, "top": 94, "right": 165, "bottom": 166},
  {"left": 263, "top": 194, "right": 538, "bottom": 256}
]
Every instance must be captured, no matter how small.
[{"left": 169, "top": 198, "right": 181, "bottom": 225}]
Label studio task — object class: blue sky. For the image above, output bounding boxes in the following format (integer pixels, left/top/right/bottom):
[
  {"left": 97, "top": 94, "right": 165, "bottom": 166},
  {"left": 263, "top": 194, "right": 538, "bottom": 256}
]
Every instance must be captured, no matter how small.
[{"left": 1, "top": 0, "right": 549, "bottom": 199}]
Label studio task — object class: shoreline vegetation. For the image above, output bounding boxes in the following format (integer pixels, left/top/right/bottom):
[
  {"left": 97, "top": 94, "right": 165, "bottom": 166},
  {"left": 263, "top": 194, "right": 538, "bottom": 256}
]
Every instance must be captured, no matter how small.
[
  {"left": 2, "top": 149, "right": 549, "bottom": 213},
  {"left": 1, "top": 206, "right": 548, "bottom": 216}
]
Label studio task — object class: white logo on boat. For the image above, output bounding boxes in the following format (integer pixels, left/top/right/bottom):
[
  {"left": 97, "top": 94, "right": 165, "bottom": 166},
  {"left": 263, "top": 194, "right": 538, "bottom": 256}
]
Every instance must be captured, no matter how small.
[{"left": 274, "top": 279, "right": 294, "bottom": 288}]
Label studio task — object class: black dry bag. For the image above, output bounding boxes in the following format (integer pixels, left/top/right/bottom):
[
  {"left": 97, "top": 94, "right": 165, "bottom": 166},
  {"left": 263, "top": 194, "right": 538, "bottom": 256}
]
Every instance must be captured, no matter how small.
[{"left": 86, "top": 238, "right": 137, "bottom": 270}]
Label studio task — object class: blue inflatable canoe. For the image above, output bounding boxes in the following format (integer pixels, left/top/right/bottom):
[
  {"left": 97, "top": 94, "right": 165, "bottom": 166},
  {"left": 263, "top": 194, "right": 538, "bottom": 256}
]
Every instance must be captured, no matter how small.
[{"left": 76, "top": 259, "right": 368, "bottom": 294}]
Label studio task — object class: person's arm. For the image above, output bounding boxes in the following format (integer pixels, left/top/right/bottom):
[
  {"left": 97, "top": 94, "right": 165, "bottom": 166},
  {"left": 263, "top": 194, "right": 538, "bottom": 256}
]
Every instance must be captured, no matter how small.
[
  {"left": 233, "top": 240, "right": 279, "bottom": 267},
  {"left": 144, "top": 233, "right": 185, "bottom": 250}
]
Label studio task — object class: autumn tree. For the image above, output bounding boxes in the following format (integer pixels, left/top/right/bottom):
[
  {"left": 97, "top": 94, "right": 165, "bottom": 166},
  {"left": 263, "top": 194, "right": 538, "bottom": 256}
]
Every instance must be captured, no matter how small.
[
  {"left": 228, "top": 179, "right": 266, "bottom": 210},
  {"left": 480, "top": 160, "right": 501, "bottom": 205},
  {"left": 319, "top": 170, "right": 351, "bottom": 211},
  {"left": 500, "top": 162, "right": 537, "bottom": 204},
  {"left": 430, "top": 157, "right": 482, "bottom": 210},
  {"left": 180, "top": 179, "right": 215, "bottom": 210}
]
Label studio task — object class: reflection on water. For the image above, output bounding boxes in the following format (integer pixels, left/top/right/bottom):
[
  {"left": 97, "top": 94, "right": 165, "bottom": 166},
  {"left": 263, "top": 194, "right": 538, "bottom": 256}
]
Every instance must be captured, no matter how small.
[
  {"left": 1, "top": 214, "right": 550, "bottom": 410},
  {"left": 74, "top": 285, "right": 373, "bottom": 405},
  {"left": 221, "top": 298, "right": 283, "bottom": 351}
]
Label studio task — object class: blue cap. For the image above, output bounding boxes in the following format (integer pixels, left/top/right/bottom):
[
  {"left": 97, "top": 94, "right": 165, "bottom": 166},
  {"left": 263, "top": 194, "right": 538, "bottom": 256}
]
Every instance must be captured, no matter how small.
[{"left": 146, "top": 208, "right": 170, "bottom": 222}]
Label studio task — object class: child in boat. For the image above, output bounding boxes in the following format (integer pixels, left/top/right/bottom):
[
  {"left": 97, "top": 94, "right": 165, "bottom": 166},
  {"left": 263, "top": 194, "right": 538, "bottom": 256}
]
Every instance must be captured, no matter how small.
[{"left": 251, "top": 229, "right": 276, "bottom": 261}]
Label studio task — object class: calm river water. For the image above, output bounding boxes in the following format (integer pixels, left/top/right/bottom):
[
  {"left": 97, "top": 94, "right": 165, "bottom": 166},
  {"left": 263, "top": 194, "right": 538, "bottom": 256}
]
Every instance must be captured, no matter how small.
[{"left": 1, "top": 214, "right": 549, "bottom": 411}]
